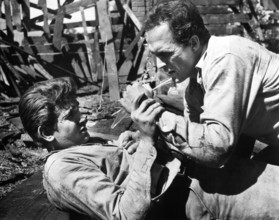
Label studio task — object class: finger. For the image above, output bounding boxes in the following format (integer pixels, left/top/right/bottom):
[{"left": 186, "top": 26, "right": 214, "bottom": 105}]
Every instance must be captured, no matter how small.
[
  {"left": 131, "top": 92, "right": 147, "bottom": 111},
  {"left": 123, "top": 140, "right": 134, "bottom": 149},
  {"left": 132, "top": 98, "right": 156, "bottom": 112},
  {"left": 127, "top": 143, "right": 139, "bottom": 154},
  {"left": 144, "top": 102, "right": 162, "bottom": 116},
  {"left": 147, "top": 105, "right": 165, "bottom": 122}
]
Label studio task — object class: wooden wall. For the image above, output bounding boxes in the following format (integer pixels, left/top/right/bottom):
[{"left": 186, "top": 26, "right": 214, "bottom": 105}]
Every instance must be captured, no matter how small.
[{"left": 0, "top": 0, "right": 278, "bottom": 100}]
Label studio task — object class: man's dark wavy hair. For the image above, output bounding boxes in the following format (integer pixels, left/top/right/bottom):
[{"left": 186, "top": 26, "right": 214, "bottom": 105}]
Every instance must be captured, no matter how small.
[
  {"left": 19, "top": 77, "right": 77, "bottom": 147},
  {"left": 145, "top": 0, "right": 210, "bottom": 46}
]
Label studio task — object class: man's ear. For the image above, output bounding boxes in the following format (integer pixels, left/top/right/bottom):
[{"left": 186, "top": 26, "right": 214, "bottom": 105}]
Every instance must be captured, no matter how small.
[
  {"left": 189, "top": 35, "right": 200, "bottom": 52},
  {"left": 38, "top": 126, "right": 55, "bottom": 142}
]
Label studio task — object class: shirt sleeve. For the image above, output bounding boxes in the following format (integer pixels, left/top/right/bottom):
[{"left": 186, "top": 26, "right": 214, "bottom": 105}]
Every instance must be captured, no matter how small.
[
  {"left": 43, "top": 140, "right": 157, "bottom": 220},
  {"left": 158, "top": 53, "right": 253, "bottom": 167}
]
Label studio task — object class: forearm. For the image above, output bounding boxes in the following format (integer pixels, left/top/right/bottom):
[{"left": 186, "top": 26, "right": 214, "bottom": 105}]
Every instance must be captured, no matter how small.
[
  {"left": 117, "top": 138, "right": 157, "bottom": 219},
  {"left": 158, "top": 111, "right": 234, "bottom": 167}
]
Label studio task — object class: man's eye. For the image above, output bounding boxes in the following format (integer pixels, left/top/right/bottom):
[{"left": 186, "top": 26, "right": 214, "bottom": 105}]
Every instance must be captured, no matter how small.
[{"left": 157, "top": 52, "right": 172, "bottom": 60}]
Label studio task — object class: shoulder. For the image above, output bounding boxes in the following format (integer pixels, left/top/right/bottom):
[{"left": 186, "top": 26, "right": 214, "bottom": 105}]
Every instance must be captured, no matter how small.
[{"left": 208, "top": 35, "right": 260, "bottom": 58}]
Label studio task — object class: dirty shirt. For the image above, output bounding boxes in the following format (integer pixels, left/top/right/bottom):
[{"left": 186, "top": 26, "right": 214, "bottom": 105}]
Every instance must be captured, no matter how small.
[
  {"left": 158, "top": 35, "right": 279, "bottom": 167},
  {"left": 43, "top": 141, "right": 159, "bottom": 220}
]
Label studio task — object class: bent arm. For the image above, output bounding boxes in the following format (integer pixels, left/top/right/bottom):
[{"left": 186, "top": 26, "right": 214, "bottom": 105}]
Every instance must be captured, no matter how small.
[
  {"left": 43, "top": 141, "right": 156, "bottom": 220},
  {"left": 159, "top": 54, "right": 253, "bottom": 167}
]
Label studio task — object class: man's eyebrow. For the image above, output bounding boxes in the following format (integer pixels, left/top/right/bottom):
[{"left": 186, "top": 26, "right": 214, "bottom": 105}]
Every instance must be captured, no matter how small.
[{"left": 155, "top": 51, "right": 172, "bottom": 57}]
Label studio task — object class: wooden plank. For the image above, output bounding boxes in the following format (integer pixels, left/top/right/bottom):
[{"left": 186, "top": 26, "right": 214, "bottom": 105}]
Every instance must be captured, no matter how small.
[
  {"left": 30, "top": 2, "right": 71, "bottom": 19},
  {"left": 263, "top": 0, "right": 279, "bottom": 10},
  {"left": 49, "top": 21, "right": 98, "bottom": 30},
  {"left": 77, "top": 47, "right": 93, "bottom": 82},
  {"left": 97, "top": 0, "right": 120, "bottom": 100},
  {"left": 201, "top": 14, "right": 250, "bottom": 25},
  {"left": 80, "top": 6, "right": 96, "bottom": 82},
  {"left": 53, "top": 5, "right": 66, "bottom": 51},
  {"left": 0, "top": 64, "right": 10, "bottom": 86},
  {"left": 11, "top": 0, "right": 21, "bottom": 31},
  {"left": 192, "top": 0, "right": 240, "bottom": 6},
  {"left": 38, "top": 0, "right": 51, "bottom": 39},
  {"left": 4, "top": 0, "right": 13, "bottom": 39},
  {"left": 71, "top": 58, "right": 86, "bottom": 83},
  {"left": 30, "top": 0, "right": 98, "bottom": 24},
  {"left": 124, "top": 26, "right": 145, "bottom": 59},
  {"left": 33, "top": 62, "right": 53, "bottom": 80},
  {"left": 21, "top": 0, "right": 30, "bottom": 31},
  {"left": 94, "top": 26, "right": 104, "bottom": 81},
  {"left": 123, "top": 3, "right": 142, "bottom": 31},
  {"left": 0, "top": 0, "right": 2, "bottom": 18}
]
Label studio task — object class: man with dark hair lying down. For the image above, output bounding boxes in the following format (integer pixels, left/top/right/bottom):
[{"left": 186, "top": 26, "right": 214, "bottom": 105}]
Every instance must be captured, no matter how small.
[{"left": 19, "top": 77, "right": 188, "bottom": 220}]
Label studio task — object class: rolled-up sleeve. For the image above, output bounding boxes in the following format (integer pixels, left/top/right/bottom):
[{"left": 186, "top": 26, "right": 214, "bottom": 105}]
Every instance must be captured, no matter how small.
[{"left": 43, "top": 141, "right": 157, "bottom": 220}]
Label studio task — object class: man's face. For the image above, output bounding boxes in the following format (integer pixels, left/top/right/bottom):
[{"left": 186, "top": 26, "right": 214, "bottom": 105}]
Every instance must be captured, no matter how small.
[
  {"left": 146, "top": 22, "right": 197, "bottom": 82},
  {"left": 52, "top": 100, "right": 89, "bottom": 149}
]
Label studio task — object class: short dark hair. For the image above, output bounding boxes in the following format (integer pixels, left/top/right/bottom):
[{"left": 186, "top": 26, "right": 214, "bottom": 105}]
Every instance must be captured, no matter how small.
[
  {"left": 145, "top": 0, "right": 210, "bottom": 47},
  {"left": 19, "top": 77, "right": 77, "bottom": 146}
]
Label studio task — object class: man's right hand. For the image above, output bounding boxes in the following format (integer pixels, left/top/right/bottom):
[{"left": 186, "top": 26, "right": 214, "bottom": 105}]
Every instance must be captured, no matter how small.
[{"left": 131, "top": 98, "right": 164, "bottom": 140}]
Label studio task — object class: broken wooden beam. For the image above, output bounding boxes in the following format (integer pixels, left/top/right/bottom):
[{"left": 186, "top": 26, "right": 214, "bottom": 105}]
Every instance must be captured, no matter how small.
[{"left": 97, "top": 0, "right": 120, "bottom": 101}]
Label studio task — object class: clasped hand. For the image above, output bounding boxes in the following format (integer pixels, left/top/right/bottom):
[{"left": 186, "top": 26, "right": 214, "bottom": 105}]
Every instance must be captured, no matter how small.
[{"left": 120, "top": 83, "right": 164, "bottom": 139}]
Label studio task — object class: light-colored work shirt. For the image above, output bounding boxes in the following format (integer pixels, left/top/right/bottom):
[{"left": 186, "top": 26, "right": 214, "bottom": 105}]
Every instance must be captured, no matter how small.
[
  {"left": 43, "top": 140, "right": 180, "bottom": 220},
  {"left": 159, "top": 35, "right": 279, "bottom": 167}
]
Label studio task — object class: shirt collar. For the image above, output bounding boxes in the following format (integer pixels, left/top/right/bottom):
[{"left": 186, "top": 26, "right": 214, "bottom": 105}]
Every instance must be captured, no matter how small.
[{"left": 196, "top": 50, "right": 207, "bottom": 70}]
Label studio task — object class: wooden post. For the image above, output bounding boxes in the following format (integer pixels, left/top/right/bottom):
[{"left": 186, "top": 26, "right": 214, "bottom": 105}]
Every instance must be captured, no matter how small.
[
  {"left": 38, "top": 0, "right": 51, "bottom": 39},
  {"left": 97, "top": 0, "right": 120, "bottom": 100},
  {"left": 80, "top": 6, "right": 97, "bottom": 82},
  {"left": 4, "top": 0, "right": 13, "bottom": 40},
  {"left": 53, "top": 5, "right": 66, "bottom": 51}
]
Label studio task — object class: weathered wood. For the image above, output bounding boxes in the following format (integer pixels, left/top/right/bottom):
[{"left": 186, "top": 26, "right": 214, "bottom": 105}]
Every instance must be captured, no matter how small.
[
  {"left": 30, "top": 0, "right": 98, "bottom": 24},
  {"left": 263, "top": 0, "right": 279, "bottom": 10},
  {"left": 80, "top": 6, "right": 96, "bottom": 82},
  {"left": 71, "top": 58, "right": 86, "bottom": 83},
  {"left": 21, "top": 0, "right": 30, "bottom": 31},
  {"left": 38, "top": 0, "right": 51, "bottom": 39},
  {"left": 123, "top": 3, "right": 142, "bottom": 31},
  {"left": 11, "top": 0, "right": 21, "bottom": 31},
  {"left": 33, "top": 62, "right": 53, "bottom": 80},
  {"left": 0, "top": 64, "right": 9, "bottom": 86},
  {"left": 53, "top": 5, "right": 66, "bottom": 51},
  {"left": 50, "top": 21, "right": 98, "bottom": 30},
  {"left": 0, "top": 60, "right": 21, "bottom": 96},
  {"left": 124, "top": 26, "right": 145, "bottom": 59},
  {"left": 94, "top": 26, "right": 104, "bottom": 81},
  {"left": 30, "top": 2, "right": 71, "bottom": 20},
  {"left": 97, "top": 0, "right": 120, "bottom": 100},
  {"left": 4, "top": 0, "right": 13, "bottom": 39},
  {"left": 20, "top": 64, "right": 41, "bottom": 79}
]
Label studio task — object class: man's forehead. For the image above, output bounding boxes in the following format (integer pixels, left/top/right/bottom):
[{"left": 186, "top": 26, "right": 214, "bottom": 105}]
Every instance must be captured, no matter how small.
[{"left": 145, "top": 22, "right": 174, "bottom": 53}]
